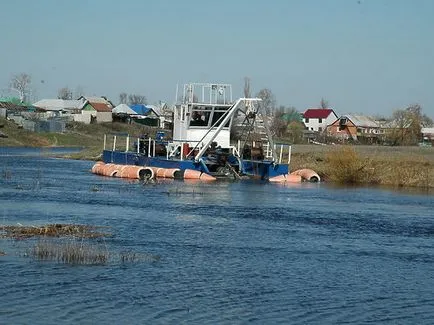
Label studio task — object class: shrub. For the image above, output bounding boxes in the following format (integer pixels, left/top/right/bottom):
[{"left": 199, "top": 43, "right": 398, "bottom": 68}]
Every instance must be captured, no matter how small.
[{"left": 325, "top": 146, "right": 373, "bottom": 184}]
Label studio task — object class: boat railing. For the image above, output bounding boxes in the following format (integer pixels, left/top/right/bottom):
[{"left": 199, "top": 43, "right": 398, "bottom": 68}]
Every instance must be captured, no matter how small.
[
  {"left": 233, "top": 139, "right": 292, "bottom": 165},
  {"left": 104, "top": 133, "right": 162, "bottom": 156},
  {"left": 265, "top": 142, "right": 292, "bottom": 165},
  {"left": 104, "top": 133, "right": 204, "bottom": 161},
  {"left": 104, "top": 133, "right": 291, "bottom": 165}
]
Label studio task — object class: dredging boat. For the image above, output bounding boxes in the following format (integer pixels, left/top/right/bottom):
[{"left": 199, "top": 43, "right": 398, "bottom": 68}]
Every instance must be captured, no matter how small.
[{"left": 95, "top": 82, "right": 319, "bottom": 183}]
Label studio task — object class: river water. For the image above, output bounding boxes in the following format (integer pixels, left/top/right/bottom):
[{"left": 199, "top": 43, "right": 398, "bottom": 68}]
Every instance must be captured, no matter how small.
[{"left": 1, "top": 147, "right": 433, "bottom": 324}]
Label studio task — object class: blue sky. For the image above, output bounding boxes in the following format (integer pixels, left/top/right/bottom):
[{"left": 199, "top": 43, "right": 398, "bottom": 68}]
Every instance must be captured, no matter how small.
[{"left": 1, "top": 0, "right": 433, "bottom": 118}]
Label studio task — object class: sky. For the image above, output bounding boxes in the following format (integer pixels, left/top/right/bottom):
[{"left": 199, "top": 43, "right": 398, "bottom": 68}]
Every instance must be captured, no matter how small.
[{"left": 1, "top": 0, "right": 433, "bottom": 118}]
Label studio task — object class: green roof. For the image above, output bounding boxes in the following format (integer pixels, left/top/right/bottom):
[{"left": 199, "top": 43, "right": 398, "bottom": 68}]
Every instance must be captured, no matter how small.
[{"left": 0, "top": 96, "right": 31, "bottom": 106}]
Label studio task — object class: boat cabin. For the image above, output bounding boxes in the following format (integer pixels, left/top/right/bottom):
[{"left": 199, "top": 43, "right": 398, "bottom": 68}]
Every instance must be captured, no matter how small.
[{"left": 173, "top": 83, "right": 234, "bottom": 150}]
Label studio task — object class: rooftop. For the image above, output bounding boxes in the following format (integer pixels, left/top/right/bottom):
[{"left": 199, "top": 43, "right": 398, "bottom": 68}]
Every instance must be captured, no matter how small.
[{"left": 304, "top": 108, "right": 335, "bottom": 119}]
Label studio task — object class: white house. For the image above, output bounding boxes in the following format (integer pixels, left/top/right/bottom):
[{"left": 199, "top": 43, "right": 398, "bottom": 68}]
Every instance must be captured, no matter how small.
[
  {"left": 302, "top": 108, "right": 338, "bottom": 132},
  {"left": 33, "top": 99, "right": 85, "bottom": 118}
]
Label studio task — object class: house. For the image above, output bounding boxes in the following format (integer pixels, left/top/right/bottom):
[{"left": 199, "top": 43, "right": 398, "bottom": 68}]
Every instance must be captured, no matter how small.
[
  {"left": 0, "top": 101, "right": 65, "bottom": 132},
  {"left": 421, "top": 127, "right": 434, "bottom": 145},
  {"left": 33, "top": 99, "right": 85, "bottom": 118},
  {"left": 130, "top": 104, "right": 160, "bottom": 127},
  {"left": 0, "top": 101, "right": 38, "bottom": 117},
  {"left": 303, "top": 108, "right": 338, "bottom": 132},
  {"left": 112, "top": 104, "right": 136, "bottom": 115},
  {"left": 78, "top": 96, "right": 113, "bottom": 123},
  {"left": 327, "top": 114, "right": 381, "bottom": 143},
  {"left": 112, "top": 104, "right": 137, "bottom": 123}
]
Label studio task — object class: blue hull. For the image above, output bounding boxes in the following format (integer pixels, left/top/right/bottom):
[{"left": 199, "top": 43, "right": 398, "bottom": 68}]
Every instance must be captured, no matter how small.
[{"left": 102, "top": 150, "right": 288, "bottom": 180}]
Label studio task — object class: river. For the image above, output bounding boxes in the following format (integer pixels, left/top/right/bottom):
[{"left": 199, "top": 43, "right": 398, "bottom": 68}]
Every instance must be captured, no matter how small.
[{"left": 1, "top": 147, "right": 433, "bottom": 324}]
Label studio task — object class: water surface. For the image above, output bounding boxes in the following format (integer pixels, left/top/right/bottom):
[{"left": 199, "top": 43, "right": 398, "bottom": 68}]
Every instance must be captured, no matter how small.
[{"left": 1, "top": 149, "right": 433, "bottom": 324}]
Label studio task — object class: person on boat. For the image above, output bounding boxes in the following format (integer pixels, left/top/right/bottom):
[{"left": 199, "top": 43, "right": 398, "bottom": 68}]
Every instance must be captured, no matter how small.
[{"left": 191, "top": 111, "right": 206, "bottom": 126}]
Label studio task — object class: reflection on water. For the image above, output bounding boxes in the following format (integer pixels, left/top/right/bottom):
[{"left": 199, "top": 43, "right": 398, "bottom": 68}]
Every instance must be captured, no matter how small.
[{"left": 0, "top": 149, "right": 433, "bottom": 324}]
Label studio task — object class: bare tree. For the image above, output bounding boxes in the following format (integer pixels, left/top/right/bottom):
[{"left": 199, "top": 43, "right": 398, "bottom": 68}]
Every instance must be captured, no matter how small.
[
  {"left": 119, "top": 92, "right": 127, "bottom": 104},
  {"left": 10, "top": 73, "right": 31, "bottom": 103},
  {"left": 74, "top": 85, "right": 85, "bottom": 99},
  {"left": 271, "top": 111, "right": 288, "bottom": 138},
  {"left": 407, "top": 103, "right": 433, "bottom": 127},
  {"left": 128, "top": 94, "right": 147, "bottom": 105},
  {"left": 57, "top": 87, "right": 73, "bottom": 100},
  {"left": 256, "top": 88, "right": 276, "bottom": 116},
  {"left": 385, "top": 104, "right": 428, "bottom": 145},
  {"left": 244, "top": 77, "right": 251, "bottom": 98},
  {"left": 320, "top": 98, "right": 329, "bottom": 109}
]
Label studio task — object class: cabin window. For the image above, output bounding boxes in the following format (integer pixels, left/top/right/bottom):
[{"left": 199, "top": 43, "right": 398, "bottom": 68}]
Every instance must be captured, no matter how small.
[
  {"left": 305, "top": 118, "right": 309, "bottom": 123},
  {"left": 211, "top": 110, "right": 230, "bottom": 127},
  {"left": 190, "top": 106, "right": 212, "bottom": 127},
  {"left": 318, "top": 118, "right": 322, "bottom": 123}
]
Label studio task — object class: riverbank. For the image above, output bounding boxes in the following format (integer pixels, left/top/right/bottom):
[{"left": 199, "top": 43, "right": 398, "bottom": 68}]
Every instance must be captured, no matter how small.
[
  {"left": 290, "top": 145, "right": 434, "bottom": 189},
  {"left": 1, "top": 118, "right": 433, "bottom": 189},
  {"left": 0, "top": 117, "right": 153, "bottom": 160}
]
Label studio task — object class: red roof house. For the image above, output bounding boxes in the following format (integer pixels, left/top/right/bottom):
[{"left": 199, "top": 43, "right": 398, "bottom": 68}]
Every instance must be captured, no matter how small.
[{"left": 302, "top": 108, "right": 338, "bottom": 132}]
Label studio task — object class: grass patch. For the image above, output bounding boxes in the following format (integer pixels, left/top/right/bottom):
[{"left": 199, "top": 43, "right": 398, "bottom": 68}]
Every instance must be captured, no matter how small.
[
  {"left": 29, "top": 240, "right": 160, "bottom": 265},
  {"left": 371, "top": 155, "right": 433, "bottom": 188},
  {"left": 119, "top": 250, "right": 161, "bottom": 263},
  {"left": 1, "top": 223, "right": 110, "bottom": 239},
  {"left": 31, "top": 239, "right": 109, "bottom": 265},
  {"left": 1, "top": 223, "right": 160, "bottom": 265}
]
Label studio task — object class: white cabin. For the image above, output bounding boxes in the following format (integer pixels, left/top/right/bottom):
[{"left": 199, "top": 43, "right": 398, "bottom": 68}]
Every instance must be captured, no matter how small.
[{"left": 173, "top": 83, "right": 234, "bottom": 149}]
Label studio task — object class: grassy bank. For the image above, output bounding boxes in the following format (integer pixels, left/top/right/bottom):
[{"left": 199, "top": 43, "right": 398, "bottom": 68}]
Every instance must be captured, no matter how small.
[
  {"left": 290, "top": 145, "right": 434, "bottom": 189},
  {"left": 1, "top": 117, "right": 433, "bottom": 188},
  {"left": 0, "top": 117, "right": 153, "bottom": 160}
]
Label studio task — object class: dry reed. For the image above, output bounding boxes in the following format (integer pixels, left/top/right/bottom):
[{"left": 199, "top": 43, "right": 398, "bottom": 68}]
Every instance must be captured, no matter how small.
[
  {"left": 1, "top": 224, "right": 110, "bottom": 239},
  {"left": 29, "top": 240, "right": 160, "bottom": 265},
  {"left": 31, "top": 239, "right": 109, "bottom": 265},
  {"left": 325, "top": 146, "right": 373, "bottom": 184}
]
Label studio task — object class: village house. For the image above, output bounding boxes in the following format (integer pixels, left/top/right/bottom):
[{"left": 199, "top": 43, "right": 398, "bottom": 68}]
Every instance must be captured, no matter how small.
[
  {"left": 33, "top": 99, "right": 85, "bottom": 118},
  {"left": 327, "top": 114, "right": 382, "bottom": 143},
  {"left": 302, "top": 108, "right": 338, "bottom": 132},
  {"left": 78, "top": 96, "right": 113, "bottom": 123},
  {"left": 421, "top": 127, "right": 434, "bottom": 146},
  {"left": 33, "top": 96, "right": 114, "bottom": 124},
  {"left": 112, "top": 102, "right": 172, "bottom": 129}
]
